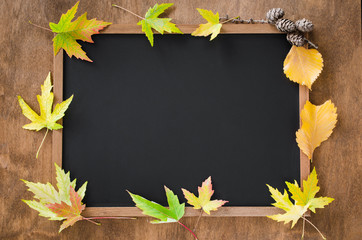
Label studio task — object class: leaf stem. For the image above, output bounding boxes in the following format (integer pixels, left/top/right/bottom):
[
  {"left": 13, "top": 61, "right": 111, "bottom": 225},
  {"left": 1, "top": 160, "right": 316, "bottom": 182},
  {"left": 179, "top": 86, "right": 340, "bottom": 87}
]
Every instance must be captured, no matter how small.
[
  {"left": 193, "top": 209, "right": 203, "bottom": 232},
  {"left": 82, "top": 217, "right": 101, "bottom": 226},
  {"left": 28, "top": 21, "right": 52, "bottom": 32},
  {"left": 220, "top": 16, "right": 240, "bottom": 24},
  {"left": 301, "top": 216, "right": 306, "bottom": 239},
  {"left": 112, "top": 4, "right": 145, "bottom": 20},
  {"left": 306, "top": 39, "right": 318, "bottom": 49},
  {"left": 302, "top": 216, "right": 326, "bottom": 240},
  {"left": 36, "top": 128, "right": 49, "bottom": 159},
  {"left": 177, "top": 221, "right": 199, "bottom": 240},
  {"left": 220, "top": 15, "right": 268, "bottom": 24}
]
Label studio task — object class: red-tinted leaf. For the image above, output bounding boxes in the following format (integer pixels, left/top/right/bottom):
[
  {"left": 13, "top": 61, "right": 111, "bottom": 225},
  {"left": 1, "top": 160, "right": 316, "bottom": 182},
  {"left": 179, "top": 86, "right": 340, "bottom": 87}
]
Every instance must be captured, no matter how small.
[{"left": 46, "top": 186, "right": 85, "bottom": 232}]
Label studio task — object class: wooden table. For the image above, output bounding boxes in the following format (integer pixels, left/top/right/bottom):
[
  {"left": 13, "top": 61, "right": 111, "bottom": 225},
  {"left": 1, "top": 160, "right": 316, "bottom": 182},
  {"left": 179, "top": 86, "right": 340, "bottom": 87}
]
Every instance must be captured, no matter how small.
[{"left": 0, "top": 0, "right": 360, "bottom": 239}]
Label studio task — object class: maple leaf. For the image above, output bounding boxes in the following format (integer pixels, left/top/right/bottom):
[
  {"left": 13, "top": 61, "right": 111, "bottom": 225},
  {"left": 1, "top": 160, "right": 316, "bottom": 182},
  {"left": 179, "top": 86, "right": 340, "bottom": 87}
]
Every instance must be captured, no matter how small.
[
  {"left": 267, "top": 168, "right": 334, "bottom": 231},
  {"left": 128, "top": 186, "right": 184, "bottom": 223},
  {"left": 22, "top": 163, "right": 88, "bottom": 232},
  {"left": 296, "top": 100, "right": 338, "bottom": 160},
  {"left": 283, "top": 46, "right": 324, "bottom": 90},
  {"left": 182, "top": 176, "right": 228, "bottom": 214},
  {"left": 47, "top": 186, "right": 86, "bottom": 232},
  {"left": 192, "top": 9, "right": 222, "bottom": 41},
  {"left": 136, "top": 3, "right": 182, "bottom": 46},
  {"left": 128, "top": 187, "right": 198, "bottom": 239},
  {"left": 18, "top": 72, "right": 73, "bottom": 158},
  {"left": 286, "top": 168, "right": 334, "bottom": 213},
  {"left": 49, "top": 1, "right": 112, "bottom": 62}
]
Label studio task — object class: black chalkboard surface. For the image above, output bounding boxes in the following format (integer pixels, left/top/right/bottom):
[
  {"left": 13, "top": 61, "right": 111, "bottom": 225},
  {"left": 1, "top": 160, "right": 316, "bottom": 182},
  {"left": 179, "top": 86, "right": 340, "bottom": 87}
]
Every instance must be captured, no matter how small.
[{"left": 62, "top": 32, "right": 300, "bottom": 208}]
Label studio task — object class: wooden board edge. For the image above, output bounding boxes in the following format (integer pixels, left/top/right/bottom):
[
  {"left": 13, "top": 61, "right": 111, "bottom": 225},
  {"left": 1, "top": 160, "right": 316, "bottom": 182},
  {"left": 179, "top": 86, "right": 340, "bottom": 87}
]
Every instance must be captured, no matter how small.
[
  {"left": 52, "top": 50, "right": 64, "bottom": 185},
  {"left": 102, "top": 23, "right": 281, "bottom": 34},
  {"left": 82, "top": 206, "right": 284, "bottom": 217},
  {"left": 53, "top": 28, "right": 305, "bottom": 217},
  {"left": 299, "top": 85, "right": 310, "bottom": 183},
  {"left": 299, "top": 85, "right": 311, "bottom": 217}
]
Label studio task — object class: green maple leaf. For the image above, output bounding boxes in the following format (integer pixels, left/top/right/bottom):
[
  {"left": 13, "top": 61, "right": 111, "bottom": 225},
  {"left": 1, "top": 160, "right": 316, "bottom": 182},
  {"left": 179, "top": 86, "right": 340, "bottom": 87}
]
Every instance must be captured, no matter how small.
[
  {"left": 137, "top": 3, "right": 183, "bottom": 46},
  {"left": 49, "top": 1, "right": 112, "bottom": 62},
  {"left": 18, "top": 72, "right": 73, "bottom": 158},
  {"left": 128, "top": 186, "right": 184, "bottom": 223},
  {"left": 22, "top": 163, "right": 88, "bottom": 232},
  {"left": 128, "top": 187, "right": 199, "bottom": 239}
]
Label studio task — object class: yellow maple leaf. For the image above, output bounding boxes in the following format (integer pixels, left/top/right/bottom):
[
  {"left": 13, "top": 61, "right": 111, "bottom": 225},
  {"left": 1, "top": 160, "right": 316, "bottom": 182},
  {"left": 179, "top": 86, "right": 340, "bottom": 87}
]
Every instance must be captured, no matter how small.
[
  {"left": 296, "top": 100, "right": 337, "bottom": 160},
  {"left": 192, "top": 9, "right": 222, "bottom": 41},
  {"left": 268, "top": 204, "right": 308, "bottom": 228},
  {"left": 18, "top": 72, "right": 73, "bottom": 158},
  {"left": 182, "top": 177, "right": 228, "bottom": 214},
  {"left": 267, "top": 168, "right": 334, "bottom": 231},
  {"left": 286, "top": 168, "right": 334, "bottom": 213},
  {"left": 283, "top": 46, "right": 324, "bottom": 90}
]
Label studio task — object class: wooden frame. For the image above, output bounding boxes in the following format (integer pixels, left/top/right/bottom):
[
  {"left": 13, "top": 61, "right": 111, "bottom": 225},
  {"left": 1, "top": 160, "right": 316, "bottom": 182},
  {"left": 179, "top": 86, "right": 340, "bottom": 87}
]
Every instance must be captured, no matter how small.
[{"left": 53, "top": 24, "right": 310, "bottom": 217}]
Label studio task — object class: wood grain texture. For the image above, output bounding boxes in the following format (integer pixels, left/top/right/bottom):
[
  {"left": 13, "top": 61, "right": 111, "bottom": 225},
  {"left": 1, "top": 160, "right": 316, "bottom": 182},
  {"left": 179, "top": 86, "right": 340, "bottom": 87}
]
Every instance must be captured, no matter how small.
[
  {"left": 0, "top": 0, "right": 361, "bottom": 239},
  {"left": 83, "top": 207, "right": 284, "bottom": 217}
]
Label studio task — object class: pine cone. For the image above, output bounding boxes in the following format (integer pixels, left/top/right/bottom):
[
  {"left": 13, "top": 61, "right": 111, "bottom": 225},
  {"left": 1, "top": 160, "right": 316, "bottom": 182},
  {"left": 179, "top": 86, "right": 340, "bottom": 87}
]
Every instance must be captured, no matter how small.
[
  {"left": 287, "top": 32, "right": 305, "bottom": 46},
  {"left": 275, "top": 19, "right": 296, "bottom": 33},
  {"left": 295, "top": 18, "right": 314, "bottom": 32},
  {"left": 266, "top": 8, "right": 285, "bottom": 23}
]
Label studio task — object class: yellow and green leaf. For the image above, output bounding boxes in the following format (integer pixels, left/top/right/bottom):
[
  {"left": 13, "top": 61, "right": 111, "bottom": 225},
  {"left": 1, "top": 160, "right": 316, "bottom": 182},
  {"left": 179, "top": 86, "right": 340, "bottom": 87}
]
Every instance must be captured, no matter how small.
[
  {"left": 49, "top": 1, "right": 112, "bottom": 61},
  {"left": 267, "top": 168, "right": 334, "bottom": 229},
  {"left": 137, "top": 3, "right": 182, "bottom": 46},
  {"left": 18, "top": 72, "right": 73, "bottom": 157},
  {"left": 22, "top": 163, "right": 88, "bottom": 232},
  {"left": 192, "top": 9, "right": 222, "bottom": 41},
  {"left": 182, "top": 177, "right": 228, "bottom": 215}
]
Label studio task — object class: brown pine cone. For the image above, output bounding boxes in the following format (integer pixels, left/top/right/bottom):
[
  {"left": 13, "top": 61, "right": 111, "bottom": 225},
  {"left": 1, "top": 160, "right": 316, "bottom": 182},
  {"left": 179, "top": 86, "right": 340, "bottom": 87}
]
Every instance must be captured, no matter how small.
[
  {"left": 286, "top": 32, "right": 305, "bottom": 46},
  {"left": 295, "top": 18, "right": 314, "bottom": 32},
  {"left": 275, "top": 19, "right": 296, "bottom": 32},
  {"left": 266, "top": 8, "right": 285, "bottom": 24}
]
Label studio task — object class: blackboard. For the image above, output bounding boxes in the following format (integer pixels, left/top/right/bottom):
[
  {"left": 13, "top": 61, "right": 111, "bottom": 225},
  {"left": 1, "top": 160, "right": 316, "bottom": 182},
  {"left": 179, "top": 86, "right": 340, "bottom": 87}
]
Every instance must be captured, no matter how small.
[{"left": 54, "top": 24, "right": 309, "bottom": 216}]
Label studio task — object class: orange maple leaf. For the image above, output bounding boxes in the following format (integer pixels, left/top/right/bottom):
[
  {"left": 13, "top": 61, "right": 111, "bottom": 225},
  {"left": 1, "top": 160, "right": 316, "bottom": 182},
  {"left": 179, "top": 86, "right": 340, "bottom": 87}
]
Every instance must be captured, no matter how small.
[{"left": 46, "top": 186, "right": 85, "bottom": 232}]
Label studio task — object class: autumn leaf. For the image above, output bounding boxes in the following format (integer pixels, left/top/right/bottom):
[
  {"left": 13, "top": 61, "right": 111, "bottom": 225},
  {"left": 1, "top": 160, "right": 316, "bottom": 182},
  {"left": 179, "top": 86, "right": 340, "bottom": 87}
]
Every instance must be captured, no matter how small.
[
  {"left": 137, "top": 3, "right": 182, "bottom": 46},
  {"left": 296, "top": 100, "right": 337, "bottom": 160},
  {"left": 49, "top": 1, "right": 111, "bottom": 62},
  {"left": 128, "top": 187, "right": 198, "bottom": 239},
  {"left": 18, "top": 72, "right": 73, "bottom": 158},
  {"left": 286, "top": 168, "right": 334, "bottom": 213},
  {"left": 22, "top": 164, "right": 132, "bottom": 232},
  {"left": 113, "top": 3, "right": 182, "bottom": 46},
  {"left": 128, "top": 186, "right": 185, "bottom": 223},
  {"left": 47, "top": 187, "right": 86, "bottom": 232},
  {"left": 267, "top": 168, "right": 333, "bottom": 239},
  {"left": 192, "top": 9, "right": 222, "bottom": 41},
  {"left": 182, "top": 176, "right": 228, "bottom": 214},
  {"left": 22, "top": 163, "right": 88, "bottom": 232},
  {"left": 283, "top": 46, "right": 324, "bottom": 90}
]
